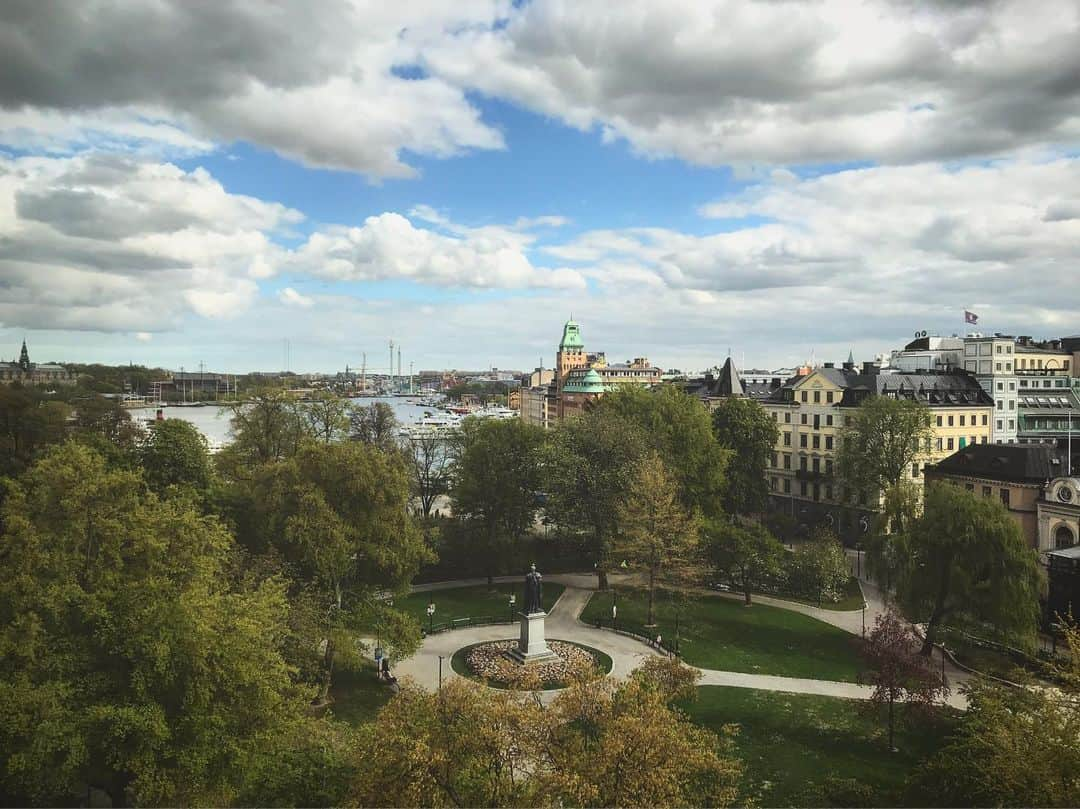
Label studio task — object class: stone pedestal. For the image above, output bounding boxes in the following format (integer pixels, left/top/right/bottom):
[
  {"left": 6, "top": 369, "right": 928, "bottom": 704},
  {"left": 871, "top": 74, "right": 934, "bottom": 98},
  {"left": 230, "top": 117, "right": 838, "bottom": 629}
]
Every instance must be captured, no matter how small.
[{"left": 507, "top": 611, "right": 558, "bottom": 664}]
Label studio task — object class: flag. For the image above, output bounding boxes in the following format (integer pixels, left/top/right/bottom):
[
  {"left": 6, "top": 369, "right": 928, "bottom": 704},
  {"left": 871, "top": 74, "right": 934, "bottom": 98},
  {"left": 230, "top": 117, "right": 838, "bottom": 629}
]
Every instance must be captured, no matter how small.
[{"left": 964, "top": 310, "right": 978, "bottom": 325}]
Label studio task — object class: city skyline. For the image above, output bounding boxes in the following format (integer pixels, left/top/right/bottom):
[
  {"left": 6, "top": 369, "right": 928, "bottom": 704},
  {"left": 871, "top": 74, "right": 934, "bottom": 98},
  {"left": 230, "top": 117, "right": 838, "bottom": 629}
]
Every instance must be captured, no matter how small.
[{"left": 2, "top": 1, "right": 1079, "bottom": 372}]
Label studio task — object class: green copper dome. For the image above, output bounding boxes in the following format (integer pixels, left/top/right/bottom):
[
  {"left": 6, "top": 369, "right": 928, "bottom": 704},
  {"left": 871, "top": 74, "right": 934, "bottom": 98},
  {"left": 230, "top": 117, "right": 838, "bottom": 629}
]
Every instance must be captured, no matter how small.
[
  {"left": 559, "top": 320, "right": 584, "bottom": 351},
  {"left": 563, "top": 368, "right": 605, "bottom": 394}
]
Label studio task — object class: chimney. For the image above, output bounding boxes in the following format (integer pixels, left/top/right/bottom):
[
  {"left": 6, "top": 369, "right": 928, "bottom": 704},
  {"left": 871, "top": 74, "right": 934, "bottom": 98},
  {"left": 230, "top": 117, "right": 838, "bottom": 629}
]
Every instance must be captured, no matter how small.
[
  {"left": 862, "top": 361, "right": 880, "bottom": 376},
  {"left": 823, "top": 362, "right": 834, "bottom": 369},
  {"left": 1018, "top": 335, "right": 1032, "bottom": 347},
  {"left": 770, "top": 377, "right": 782, "bottom": 389}
]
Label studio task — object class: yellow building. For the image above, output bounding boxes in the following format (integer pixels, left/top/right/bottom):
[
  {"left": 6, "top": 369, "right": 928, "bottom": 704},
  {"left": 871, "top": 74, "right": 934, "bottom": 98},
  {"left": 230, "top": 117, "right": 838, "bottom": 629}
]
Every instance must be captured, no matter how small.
[{"left": 761, "top": 361, "right": 993, "bottom": 541}]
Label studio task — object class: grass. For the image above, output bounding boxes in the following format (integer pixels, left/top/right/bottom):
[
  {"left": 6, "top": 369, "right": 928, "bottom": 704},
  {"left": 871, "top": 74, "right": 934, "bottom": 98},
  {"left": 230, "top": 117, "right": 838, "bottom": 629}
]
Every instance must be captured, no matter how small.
[
  {"left": 396, "top": 582, "right": 565, "bottom": 630},
  {"left": 451, "top": 640, "right": 614, "bottom": 690},
  {"left": 681, "top": 686, "right": 957, "bottom": 807},
  {"left": 328, "top": 662, "right": 394, "bottom": 726},
  {"left": 721, "top": 576, "right": 866, "bottom": 611},
  {"left": 581, "top": 587, "right": 865, "bottom": 681}
]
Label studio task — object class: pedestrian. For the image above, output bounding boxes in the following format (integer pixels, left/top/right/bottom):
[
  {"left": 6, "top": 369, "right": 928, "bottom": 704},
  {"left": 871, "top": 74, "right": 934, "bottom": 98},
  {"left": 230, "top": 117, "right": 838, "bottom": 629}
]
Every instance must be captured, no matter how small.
[
  {"left": 655, "top": 633, "right": 662, "bottom": 650},
  {"left": 381, "top": 656, "right": 390, "bottom": 681}
]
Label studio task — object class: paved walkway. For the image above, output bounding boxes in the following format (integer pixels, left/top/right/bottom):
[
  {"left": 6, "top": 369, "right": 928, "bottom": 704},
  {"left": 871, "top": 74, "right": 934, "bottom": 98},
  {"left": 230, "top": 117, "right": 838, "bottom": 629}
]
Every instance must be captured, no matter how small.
[{"left": 394, "top": 571, "right": 969, "bottom": 708}]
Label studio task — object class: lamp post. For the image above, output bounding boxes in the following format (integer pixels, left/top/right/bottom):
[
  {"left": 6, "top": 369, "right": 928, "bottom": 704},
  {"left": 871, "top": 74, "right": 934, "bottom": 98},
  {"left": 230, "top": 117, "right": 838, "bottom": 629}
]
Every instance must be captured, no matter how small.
[
  {"left": 438, "top": 655, "right": 443, "bottom": 690},
  {"left": 427, "top": 600, "right": 435, "bottom": 635},
  {"left": 612, "top": 588, "right": 618, "bottom": 631},
  {"left": 509, "top": 592, "right": 516, "bottom": 623},
  {"left": 861, "top": 601, "right": 867, "bottom": 639}
]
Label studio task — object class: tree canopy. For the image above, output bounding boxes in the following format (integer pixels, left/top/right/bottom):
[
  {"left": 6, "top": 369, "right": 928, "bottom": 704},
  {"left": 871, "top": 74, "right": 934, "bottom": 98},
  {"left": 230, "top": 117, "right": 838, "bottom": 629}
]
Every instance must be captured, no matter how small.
[
  {"left": 710, "top": 396, "right": 780, "bottom": 515},
  {"left": 704, "top": 519, "right": 785, "bottom": 606},
  {"left": 139, "top": 417, "right": 214, "bottom": 498},
  {"left": 0, "top": 443, "right": 306, "bottom": 806}
]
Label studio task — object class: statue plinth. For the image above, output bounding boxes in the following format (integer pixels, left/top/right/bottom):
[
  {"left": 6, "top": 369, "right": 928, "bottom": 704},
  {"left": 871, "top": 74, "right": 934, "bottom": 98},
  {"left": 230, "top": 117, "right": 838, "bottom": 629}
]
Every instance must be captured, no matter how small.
[{"left": 507, "top": 611, "right": 557, "bottom": 664}]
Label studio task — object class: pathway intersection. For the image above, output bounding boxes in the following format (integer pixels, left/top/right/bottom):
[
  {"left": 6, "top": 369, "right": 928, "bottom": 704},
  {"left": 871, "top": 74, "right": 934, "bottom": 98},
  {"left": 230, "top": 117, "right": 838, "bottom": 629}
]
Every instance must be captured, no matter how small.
[{"left": 396, "top": 571, "right": 971, "bottom": 709}]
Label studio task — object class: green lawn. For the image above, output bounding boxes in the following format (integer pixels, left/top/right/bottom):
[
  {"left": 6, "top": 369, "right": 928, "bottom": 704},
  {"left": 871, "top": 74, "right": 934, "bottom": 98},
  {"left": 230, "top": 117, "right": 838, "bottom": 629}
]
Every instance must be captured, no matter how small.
[
  {"left": 397, "top": 582, "right": 565, "bottom": 631},
  {"left": 581, "top": 587, "right": 864, "bottom": 681},
  {"left": 682, "top": 686, "right": 957, "bottom": 807},
  {"left": 328, "top": 663, "right": 393, "bottom": 726}
]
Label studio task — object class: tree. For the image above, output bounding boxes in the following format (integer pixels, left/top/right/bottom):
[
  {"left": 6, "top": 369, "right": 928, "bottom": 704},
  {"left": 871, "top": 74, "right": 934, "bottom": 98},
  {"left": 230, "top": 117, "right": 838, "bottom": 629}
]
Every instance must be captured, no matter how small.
[
  {"left": 221, "top": 388, "right": 308, "bottom": 469},
  {"left": 449, "top": 418, "right": 546, "bottom": 586},
  {"left": 350, "top": 660, "right": 742, "bottom": 808},
  {"left": 246, "top": 441, "right": 431, "bottom": 701},
  {"left": 836, "top": 396, "right": 934, "bottom": 509},
  {"left": 704, "top": 519, "right": 785, "bottom": 606},
  {"left": 592, "top": 385, "right": 730, "bottom": 516},
  {"left": 0, "top": 443, "right": 306, "bottom": 806},
  {"left": 786, "top": 528, "right": 850, "bottom": 604},
  {"left": 711, "top": 396, "right": 780, "bottom": 515},
  {"left": 139, "top": 417, "right": 213, "bottom": 498},
  {"left": 886, "top": 482, "right": 1042, "bottom": 655},
  {"left": 906, "top": 625, "right": 1080, "bottom": 807},
  {"left": 862, "top": 609, "right": 948, "bottom": 752},
  {"left": 70, "top": 395, "right": 142, "bottom": 462},
  {"left": 405, "top": 432, "right": 451, "bottom": 518},
  {"left": 614, "top": 453, "right": 700, "bottom": 625},
  {"left": 0, "top": 385, "right": 70, "bottom": 477},
  {"left": 544, "top": 409, "right": 648, "bottom": 589},
  {"left": 349, "top": 401, "right": 400, "bottom": 453},
  {"left": 302, "top": 391, "right": 352, "bottom": 443}
]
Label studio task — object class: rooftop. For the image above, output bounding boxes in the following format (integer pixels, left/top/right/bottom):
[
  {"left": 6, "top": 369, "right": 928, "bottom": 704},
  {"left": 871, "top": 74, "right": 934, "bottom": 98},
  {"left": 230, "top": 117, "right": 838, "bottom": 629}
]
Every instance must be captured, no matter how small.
[{"left": 928, "top": 444, "right": 1067, "bottom": 484}]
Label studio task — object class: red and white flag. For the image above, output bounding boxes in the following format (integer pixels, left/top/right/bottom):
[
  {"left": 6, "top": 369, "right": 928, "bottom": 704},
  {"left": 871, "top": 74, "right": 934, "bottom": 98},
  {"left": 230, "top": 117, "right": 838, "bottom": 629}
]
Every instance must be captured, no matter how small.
[{"left": 964, "top": 310, "right": 978, "bottom": 325}]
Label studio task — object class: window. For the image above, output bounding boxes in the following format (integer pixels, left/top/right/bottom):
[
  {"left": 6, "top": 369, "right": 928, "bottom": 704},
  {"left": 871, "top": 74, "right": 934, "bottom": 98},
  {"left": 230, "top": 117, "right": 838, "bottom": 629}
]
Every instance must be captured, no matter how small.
[
  {"left": 800, "top": 434, "right": 808, "bottom": 448},
  {"left": 826, "top": 415, "right": 834, "bottom": 426},
  {"left": 773, "top": 411, "right": 780, "bottom": 421},
  {"left": 801, "top": 391, "right": 808, "bottom": 402},
  {"left": 996, "top": 419, "right": 1003, "bottom": 430},
  {"left": 983, "top": 486, "right": 992, "bottom": 497},
  {"left": 825, "top": 484, "right": 834, "bottom": 500},
  {"left": 783, "top": 479, "right": 791, "bottom": 493},
  {"left": 813, "top": 414, "right": 820, "bottom": 429},
  {"left": 771, "top": 477, "right": 778, "bottom": 491},
  {"left": 982, "top": 414, "right": 988, "bottom": 425},
  {"left": 960, "top": 414, "right": 966, "bottom": 426},
  {"left": 996, "top": 382, "right": 1004, "bottom": 391},
  {"left": 801, "top": 413, "right": 808, "bottom": 425},
  {"left": 997, "top": 400, "right": 1003, "bottom": 410},
  {"left": 771, "top": 452, "right": 778, "bottom": 468},
  {"left": 826, "top": 391, "right": 834, "bottom": 403},
  {"left": 936, "top": 415, "right": 943, "bottom": 427},
  {"left": 1000, "top": 488, "right": 1010, "bottom": 507},
  {"left": 912, "top": 463, "right": 919, "bottom": 478},
  {"left": 947, "top": 437, "right": 954, "bottom": 450},
  {"left": 783, "top": 432, "right": 791, "bottom": 446},
  {"left": 981, "top": 436, "right": 987, "bottom": 443},
  {"left": 996, "top": 345, "right": 1002, "bottom": 354},
  {"left": 965, "top": 483, "right": 975, "bottom": 491},
  {"left": 783, "top": 453, "right": 792, "bottom": 470},
  {"left": 800, "top": 456, "right": 808, "bottom": 472},
  {"left": 1008, "top": 419, "right": 1015, "bottom": 430},
  {"left": 825, "top": 436, "right": 833, "bottom": 450},
  {"left": 935, "top": 437, "right": 943, "bottom": 451},
  {"left": 825, "top": 459, "right": 833, "bottom": 475},
  {"left": 1008, "top": 400, "right": 1015, "bottom": 410},
  {"left": 812, "top": 457, "right": 820, "bottom": 473},
  {"left": 970, "top": 435, "right": 977, "bottom": 446},
  {"left": 800, "top": 481, "right": 808, "bottom": 496},
  {"left": 785, "top": 412, "right": 791, "bottom": 423},
  {"left": 959, "top": 436, "right": 967, "bottom": 449},
  {"left": 1009, "top": 382, "right": 1015, "bottom": 391},
  {"left": 1005, "top": 362, "right": 1012, "bottom": 371},
  {"left": 813, "top": 390, "right": 821, "bottom": 403},
  {"left": 812, "top": 435, "right": 820, "bottom": 449},
  {"left": 995, "top": 362, "right": 1002, "bottom": 372}
]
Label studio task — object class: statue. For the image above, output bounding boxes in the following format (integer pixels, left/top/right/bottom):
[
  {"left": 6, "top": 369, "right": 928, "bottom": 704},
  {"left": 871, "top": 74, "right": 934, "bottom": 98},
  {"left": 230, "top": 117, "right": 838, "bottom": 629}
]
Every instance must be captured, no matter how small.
[{"left": 523, "top": 563, "right": 543, "bottom": 614}]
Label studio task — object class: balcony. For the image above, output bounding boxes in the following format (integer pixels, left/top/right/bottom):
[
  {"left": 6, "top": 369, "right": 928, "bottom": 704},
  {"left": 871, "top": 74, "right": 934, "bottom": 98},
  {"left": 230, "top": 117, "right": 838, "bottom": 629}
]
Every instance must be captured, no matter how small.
[{"left": 796, "top": 469, "right": 833, "bottom": 481}]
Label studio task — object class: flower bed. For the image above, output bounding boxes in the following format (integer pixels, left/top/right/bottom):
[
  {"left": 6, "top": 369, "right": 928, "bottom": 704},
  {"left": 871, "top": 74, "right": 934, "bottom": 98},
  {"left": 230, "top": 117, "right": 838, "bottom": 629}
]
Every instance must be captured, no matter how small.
[{"left": 454, "top": 639, "right": 612, "bottom": 690}]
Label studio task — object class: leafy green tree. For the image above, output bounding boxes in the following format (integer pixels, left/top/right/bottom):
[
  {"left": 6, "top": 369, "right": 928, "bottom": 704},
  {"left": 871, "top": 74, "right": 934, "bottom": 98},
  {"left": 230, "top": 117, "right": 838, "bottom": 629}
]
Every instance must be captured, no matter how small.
[
  {"left": 221, "top": 389, "right": 308, "bottom": 470},
  {"left": 544, "top": 409, "right": 648, "bottom": 589},
  {"left": 349, "top": 401, "right": 400, "bottom": 454},
  {"left": 787, "top": 528, "right": 851, "bottom": 603},
  {"left": 884, "top": 482, "right": 1042, "bottom": 655},
  {"left": 704, "top": 519, "right": 785, "bottom": 605},
  {"left": 246, "top": 441, "right": 431, "bottom": 700},
  {"left": 907, "top": 625, "right": 1080, "bottom": 807},
  {"left": 301, "top": 391, "right": 352, "bottom": 443},
  {"left": 614, "top": 453, "right": 700, "bottom": 625},
  {"left": 139, "top": 417, "right": 213, "bottom": 498},
  {"left": 593, "top": 385, "right": 730, "bottom": 516},
  {"left": 0, "top": 443, "right": 306, "bottom": 807},
  {"left": 0, "top": 385, "right": 69, "bottom": 477},
  {"left": 836, "top": 396, "right": 934, "bottom": 509},
  {"left": 450, "top": 418, "right": 546, "bottom": 586},
  {"left": 711, "top": 396, "right": 780, "bottom": 515}
]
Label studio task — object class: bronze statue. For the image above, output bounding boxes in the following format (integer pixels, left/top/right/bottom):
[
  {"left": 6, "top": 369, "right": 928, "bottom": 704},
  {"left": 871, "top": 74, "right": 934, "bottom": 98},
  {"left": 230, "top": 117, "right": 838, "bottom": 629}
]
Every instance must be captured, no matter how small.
[{"left": 524, "top": 563, "right": 543, "bottom": 614}]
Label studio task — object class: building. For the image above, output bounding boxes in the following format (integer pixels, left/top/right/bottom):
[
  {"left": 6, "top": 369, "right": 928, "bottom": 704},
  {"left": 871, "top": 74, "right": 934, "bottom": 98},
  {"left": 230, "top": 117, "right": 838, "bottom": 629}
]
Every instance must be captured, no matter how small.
[
  {"left": 683, "top": 357, "right": 782, "bottom": 408},
  {"left": 762, "top": 360, "right": 993, "bottom": 542},
  {"left": 925, "top": 444, "right": 1069, "bottom": 550},
  {"left": 960, "top": 334, "right": 1020, "bottom": 443},
  {"left": 0, "top": 340, "right": 75, "bottom": 386},
  {"left": 547, "top": 319, "right": 661, "bottom": 421},
  {"left": 520, "top": 385, "right": 551, "bottom": 429}
]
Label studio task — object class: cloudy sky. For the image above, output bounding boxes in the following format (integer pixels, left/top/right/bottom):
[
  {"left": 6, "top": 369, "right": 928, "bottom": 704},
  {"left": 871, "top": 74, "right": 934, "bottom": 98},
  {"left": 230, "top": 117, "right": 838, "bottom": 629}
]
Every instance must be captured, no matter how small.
[{"left": 1, "top": 0, "right": 1078, "bottom": 374}]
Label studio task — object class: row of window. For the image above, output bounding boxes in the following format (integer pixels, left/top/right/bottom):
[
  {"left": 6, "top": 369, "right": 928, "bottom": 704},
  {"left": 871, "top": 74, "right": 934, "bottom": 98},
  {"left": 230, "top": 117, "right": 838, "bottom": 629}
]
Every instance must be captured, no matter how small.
[
  {"left": 934, "top": 435, "right": 986, "bottom": 451},
  {"left": 1018, "top": 357, "right": 1069, "bottom": 371},
  {"left": 770, "top": 453, "right": 835, "bottom": 474},
  {"left": 936, "top": 413, "right": 989, "bottom": 427},
  {"left": 782, "top": 432, "right": 835, "bottom": 449},
  {"left": 769, "top": 477, "right": 836, "bottom": 501},
  {"left": 798, "top": 389, "right": 836, "bottom": 404},
  {"left": 774, "top": 410, "right": 840, "bottom": 428},
  {"left": 962, "top": 482, "right": 1012, "bottom": 507},
  {"left": 1019, "top": 378, "right": 1071, "bottom": 388}
]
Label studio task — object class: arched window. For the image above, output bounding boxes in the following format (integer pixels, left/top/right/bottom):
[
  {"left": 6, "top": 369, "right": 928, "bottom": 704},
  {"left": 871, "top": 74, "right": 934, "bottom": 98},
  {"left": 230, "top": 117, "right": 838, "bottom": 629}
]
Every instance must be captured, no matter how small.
[{"left": 1055, "top": 524, "right": 1076, "bottom": 550}]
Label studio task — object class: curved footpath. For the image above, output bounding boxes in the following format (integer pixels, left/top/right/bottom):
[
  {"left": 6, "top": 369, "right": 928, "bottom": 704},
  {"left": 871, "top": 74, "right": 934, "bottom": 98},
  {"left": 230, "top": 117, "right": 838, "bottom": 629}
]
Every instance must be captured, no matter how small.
[{"left": 395, "top": 570, "right": 969, "bottom": 709}]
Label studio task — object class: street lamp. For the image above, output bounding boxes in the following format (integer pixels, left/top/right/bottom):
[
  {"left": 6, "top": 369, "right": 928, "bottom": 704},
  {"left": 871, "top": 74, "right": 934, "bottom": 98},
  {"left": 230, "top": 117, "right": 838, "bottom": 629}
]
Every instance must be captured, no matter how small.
[
  {"left": 861, "top": 601, "right": 867, "bottom": 639},
  {"left": 509, "top": 592, "right": 516, "bottom": 623},
  {"left": 426, "top": 600, "right": 435, "bottom": 634},
  {"left": 612, "top": 590, "right": 618, "bottom": 632}
]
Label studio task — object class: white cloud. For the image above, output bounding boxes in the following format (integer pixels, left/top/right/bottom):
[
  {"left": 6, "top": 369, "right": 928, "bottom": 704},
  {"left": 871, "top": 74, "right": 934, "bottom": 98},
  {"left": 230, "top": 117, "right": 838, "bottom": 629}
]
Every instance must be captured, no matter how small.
[
  {"left": 278, "top": 287, "right": 314, "bottom": 308},
  {"left": 134, "top": 331, "right": 152, "bottom": 342}
]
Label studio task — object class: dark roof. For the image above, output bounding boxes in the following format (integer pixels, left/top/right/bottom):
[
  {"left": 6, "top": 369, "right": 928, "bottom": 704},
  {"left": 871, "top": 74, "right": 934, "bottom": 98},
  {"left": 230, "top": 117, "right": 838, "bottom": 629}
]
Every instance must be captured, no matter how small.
[
  {"left": 715, "top": 357, "right": 743, "bottom": 397},
  {"left": 927, "top": 444, "right": 1067, "bottom": 484},
  {"left": 763, "top": 368, "right": 993, "bottom": 407}
]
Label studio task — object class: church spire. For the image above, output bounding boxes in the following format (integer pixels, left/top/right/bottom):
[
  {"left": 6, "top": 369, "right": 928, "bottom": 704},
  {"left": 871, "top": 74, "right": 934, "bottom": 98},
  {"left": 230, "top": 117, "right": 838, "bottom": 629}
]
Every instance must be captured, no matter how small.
[{"left": 18, "top": 339, "right": 30, "bottom": 372}]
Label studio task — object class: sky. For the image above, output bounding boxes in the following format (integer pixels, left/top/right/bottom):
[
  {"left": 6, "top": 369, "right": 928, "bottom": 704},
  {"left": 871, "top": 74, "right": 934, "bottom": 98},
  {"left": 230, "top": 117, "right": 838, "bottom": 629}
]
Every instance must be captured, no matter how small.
[{"left": 1, "top": 0, "right": 1079, "bottom": 375}]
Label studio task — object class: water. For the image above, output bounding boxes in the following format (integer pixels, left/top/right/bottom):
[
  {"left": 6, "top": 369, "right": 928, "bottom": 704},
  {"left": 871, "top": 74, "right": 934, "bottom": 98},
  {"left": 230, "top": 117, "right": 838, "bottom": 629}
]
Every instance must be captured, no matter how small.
[{"left": 131, "top": 396, "right": 438, "bottom": 448}]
